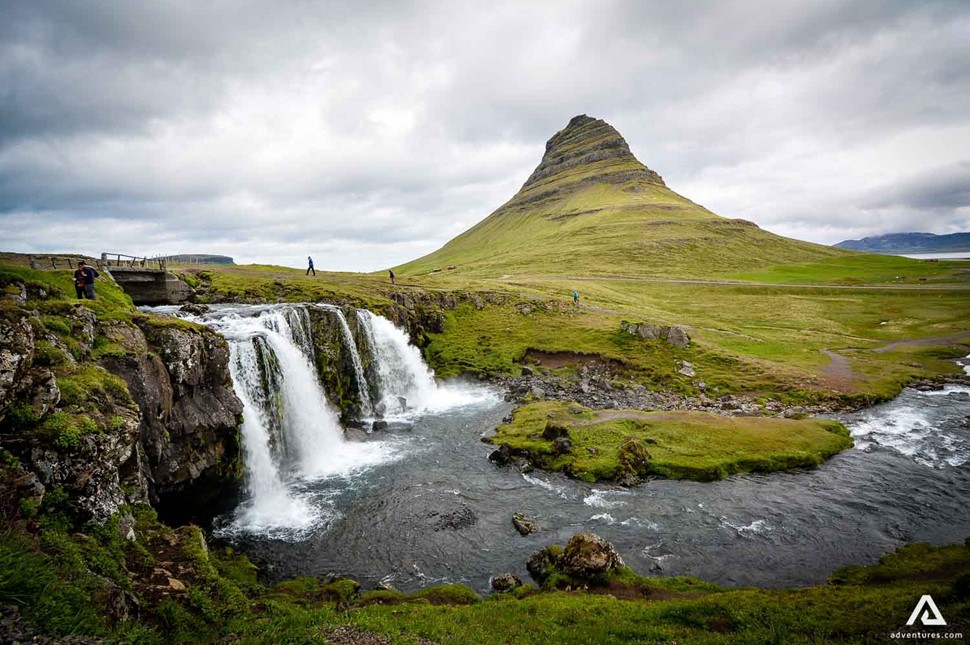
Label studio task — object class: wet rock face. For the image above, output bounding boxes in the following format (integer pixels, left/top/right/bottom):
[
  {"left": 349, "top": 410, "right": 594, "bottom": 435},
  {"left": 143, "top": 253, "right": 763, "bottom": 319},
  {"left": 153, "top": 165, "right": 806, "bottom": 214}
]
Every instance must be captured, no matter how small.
[
  {"left": 306, "top": 306, "right": 370, "bottom": 423},
  {"left": 126, "top": 322, "right": 244, "bottom": 517}
]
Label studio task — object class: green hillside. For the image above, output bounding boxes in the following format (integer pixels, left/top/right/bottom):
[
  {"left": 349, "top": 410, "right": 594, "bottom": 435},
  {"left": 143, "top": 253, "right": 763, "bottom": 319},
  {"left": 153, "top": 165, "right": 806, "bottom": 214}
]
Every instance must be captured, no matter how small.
[{"left": 396, "top": 115, "right": 849, "bottom": 278}]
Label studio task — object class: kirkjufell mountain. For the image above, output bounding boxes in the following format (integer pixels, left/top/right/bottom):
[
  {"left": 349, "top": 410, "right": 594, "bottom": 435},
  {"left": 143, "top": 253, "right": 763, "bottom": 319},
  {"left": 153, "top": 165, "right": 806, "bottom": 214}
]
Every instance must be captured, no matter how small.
[{"left": 397, "top": 115, "right": 847, "bottom": 278}]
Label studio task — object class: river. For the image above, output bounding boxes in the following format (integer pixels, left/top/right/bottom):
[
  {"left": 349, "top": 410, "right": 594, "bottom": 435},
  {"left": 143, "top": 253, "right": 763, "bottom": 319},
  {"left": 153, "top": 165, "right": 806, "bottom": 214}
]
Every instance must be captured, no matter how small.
[{"left": 158, "top": 304, "right": 970, "bottom": 594}]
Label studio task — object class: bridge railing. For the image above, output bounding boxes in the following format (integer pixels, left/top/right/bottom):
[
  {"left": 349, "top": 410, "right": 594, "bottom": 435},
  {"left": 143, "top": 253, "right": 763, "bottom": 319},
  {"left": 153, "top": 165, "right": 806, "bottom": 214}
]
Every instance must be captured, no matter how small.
[
  {"left": 100, "top": 253, "right": 167, "bottom": 271},
  {"left": 27, "top": 256, "right": 91, "bottom": 270}
]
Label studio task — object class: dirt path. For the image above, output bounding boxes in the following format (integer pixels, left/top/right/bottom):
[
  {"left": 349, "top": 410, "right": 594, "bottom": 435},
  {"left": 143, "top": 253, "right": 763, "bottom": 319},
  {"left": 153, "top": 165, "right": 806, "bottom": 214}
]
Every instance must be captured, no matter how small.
[
  {"left": 874, "top": 331, "right": 970, "bottom": 353},
  {"left": 821, "top": 349, "right": 856, "bottom": 383}
]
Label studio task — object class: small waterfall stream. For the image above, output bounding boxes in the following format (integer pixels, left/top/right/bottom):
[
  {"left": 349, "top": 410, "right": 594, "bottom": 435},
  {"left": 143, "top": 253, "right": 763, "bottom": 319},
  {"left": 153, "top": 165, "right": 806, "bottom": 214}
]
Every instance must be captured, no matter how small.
[
  {"left": 356, "top": 309, "right": 437, "bottom": 414},
  {"left": 317, "top": 305, "right": 374, "bottom": 417},
  {"left": 196, "top": 305, "right": 395, "bottom": 537}
]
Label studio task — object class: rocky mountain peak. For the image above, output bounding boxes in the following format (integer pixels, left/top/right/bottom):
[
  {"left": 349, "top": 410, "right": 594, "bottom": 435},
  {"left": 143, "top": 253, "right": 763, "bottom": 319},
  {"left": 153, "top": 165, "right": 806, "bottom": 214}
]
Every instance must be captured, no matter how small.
[{"left": 521, "top": 115, "right": 665, "bottom": 191}]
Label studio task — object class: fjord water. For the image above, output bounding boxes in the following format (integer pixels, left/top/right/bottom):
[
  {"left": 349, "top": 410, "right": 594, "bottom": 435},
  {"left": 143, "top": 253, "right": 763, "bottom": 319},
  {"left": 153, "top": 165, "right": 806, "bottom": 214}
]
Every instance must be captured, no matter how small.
[{"left": 162, "top": 304, "right": 970, "bottom": 593}]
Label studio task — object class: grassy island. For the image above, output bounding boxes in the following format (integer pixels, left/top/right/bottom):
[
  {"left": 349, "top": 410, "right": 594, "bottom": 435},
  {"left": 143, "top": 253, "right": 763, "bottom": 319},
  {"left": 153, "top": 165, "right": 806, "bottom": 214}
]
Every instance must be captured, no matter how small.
[{"left": 487, "top": 401, "right": 853, "bottom": 482}]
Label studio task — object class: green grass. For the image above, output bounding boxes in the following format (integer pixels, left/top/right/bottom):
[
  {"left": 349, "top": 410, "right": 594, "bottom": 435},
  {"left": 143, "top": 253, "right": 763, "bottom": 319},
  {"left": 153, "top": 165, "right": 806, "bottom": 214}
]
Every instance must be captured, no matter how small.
[
  {"left": 103, "top": 257, "right": 969, "bottom": 405},
  {"left": 729, "top": 254, "right": 968, "bottom": 286},
  {"left": 3, "top": 488, "right": 969, "bottom": 644},
  {"left": 393, "top": 117, "right": 852, "bottom": 281},
  {"left": 395, "top": 177, "right": 851, "bottom": 280},
  {"left": 488, "top": 401, "right": 853, "bottom": 482}
]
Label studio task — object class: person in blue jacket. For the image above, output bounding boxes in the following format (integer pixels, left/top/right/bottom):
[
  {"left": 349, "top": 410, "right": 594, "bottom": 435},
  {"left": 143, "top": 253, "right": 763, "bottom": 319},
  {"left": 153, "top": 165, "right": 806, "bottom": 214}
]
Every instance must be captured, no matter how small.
[
  {"left": 306, "top": 256, "right": 316, "bottom": 276},
  {"left": 73, "top": 260, "right": 99, "bottom": 299},
  {"left": 572, "top": 290, "right": 579, "bottom": 304}
]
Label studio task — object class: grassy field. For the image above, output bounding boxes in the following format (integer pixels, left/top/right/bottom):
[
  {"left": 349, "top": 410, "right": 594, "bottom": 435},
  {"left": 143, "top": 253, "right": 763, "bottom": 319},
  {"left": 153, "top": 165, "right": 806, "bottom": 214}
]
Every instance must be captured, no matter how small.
[
  {"left": 2, "top": 504, "right": 967, "bottom": 644},
  {"left": 420, "top": 274, "right": 969, "bottom": 403},
  {"left": 9, "top": 250, "right": 964, "bottom": 405},
  {"left": 487, "top": 401, "right": 853, "bottom": 482}
]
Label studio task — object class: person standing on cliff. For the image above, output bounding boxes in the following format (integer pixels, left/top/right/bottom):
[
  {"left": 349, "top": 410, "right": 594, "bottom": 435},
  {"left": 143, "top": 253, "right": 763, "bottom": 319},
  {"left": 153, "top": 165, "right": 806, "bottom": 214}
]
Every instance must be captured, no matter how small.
[
  {"left": 306, "top": 256, "right": 315, "bottom": 276},
  {"left": 73, "top": 260, "right": 99, "bottom": 300},
  {"left": 389, "top": 270, "right": 395, "bottom": 285}
]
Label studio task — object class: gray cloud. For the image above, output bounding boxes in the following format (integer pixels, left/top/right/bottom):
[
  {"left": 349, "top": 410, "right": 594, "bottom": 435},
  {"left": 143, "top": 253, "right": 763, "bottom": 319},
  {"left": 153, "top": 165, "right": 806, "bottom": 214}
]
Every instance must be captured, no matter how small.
[{"left": 2, "top": 0, "right": 969, "bottom": 268}]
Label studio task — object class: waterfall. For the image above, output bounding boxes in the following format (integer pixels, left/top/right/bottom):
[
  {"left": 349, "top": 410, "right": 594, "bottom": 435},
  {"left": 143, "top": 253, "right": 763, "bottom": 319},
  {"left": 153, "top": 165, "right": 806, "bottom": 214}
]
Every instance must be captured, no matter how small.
[
  {"left": 228, "top": 339, "right": 313, "bottom": 530},
  {"left": 356, "top": 309, "right": 438, "bottom": 414},
  {"left": 199, "top": 305, "right": 391, "bottom": 536},
  {"left": 317, "top": 305, "right": 374, "bottom": 417}
]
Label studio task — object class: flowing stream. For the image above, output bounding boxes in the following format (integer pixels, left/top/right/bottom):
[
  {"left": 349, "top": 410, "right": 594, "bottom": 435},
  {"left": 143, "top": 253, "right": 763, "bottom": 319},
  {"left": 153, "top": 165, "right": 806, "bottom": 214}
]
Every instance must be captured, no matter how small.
[{"left": 159, "top": 304, "right": 970, "bottom": 594}]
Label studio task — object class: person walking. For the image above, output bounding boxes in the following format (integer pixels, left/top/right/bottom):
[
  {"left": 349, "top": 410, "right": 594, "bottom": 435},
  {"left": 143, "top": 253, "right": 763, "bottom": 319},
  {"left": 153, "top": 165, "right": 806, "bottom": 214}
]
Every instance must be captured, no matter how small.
[
  {"left": 389, "top": 270, "right": 395, "bottom": 285},
  {"left": 73, "top": 260, "right": 99, "bottom": 300},
  {"left": 572, "top": 290, "right": 579, "bottom": 304},
  {"left": 306, "top": 256, "right": 316, "bottom": 276}
]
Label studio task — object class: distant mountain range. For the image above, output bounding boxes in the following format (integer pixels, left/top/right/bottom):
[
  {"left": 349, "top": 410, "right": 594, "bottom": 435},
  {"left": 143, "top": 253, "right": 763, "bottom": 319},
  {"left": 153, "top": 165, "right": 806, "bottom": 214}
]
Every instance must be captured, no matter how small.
[{"left": 835, "top": 232, "right": 970, "bottom": 254}]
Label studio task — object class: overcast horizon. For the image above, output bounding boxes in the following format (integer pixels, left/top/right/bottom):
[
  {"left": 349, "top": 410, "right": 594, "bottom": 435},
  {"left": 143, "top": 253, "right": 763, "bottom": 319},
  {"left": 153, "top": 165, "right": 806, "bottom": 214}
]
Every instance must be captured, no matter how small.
[{"left": 2, "top": 1, "right": 969, "bottom": 271}]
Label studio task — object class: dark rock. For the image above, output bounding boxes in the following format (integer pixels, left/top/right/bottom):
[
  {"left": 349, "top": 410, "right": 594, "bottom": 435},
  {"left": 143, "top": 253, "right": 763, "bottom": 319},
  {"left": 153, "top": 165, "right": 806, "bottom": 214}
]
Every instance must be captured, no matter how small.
[
  {"left": 488, "top": 444, "right": 513, "bottom": 465},
  {"left": 430, "top": 504, "right": 477, "bottom": 531},
  {"left": 512, "top": 512, "right": 539, "bottom": 535},
  {"left": 178, "top": 303, "right": 210, "bottom": 316},
  {"left": 121, "top": 321, "right": 244, "bottom": 521},
  {"left": 541, "top": 422, "right": 569, "bottom": 440},
  {"left": 558, "top": 533, "right": 624, "bottom": 579},
  {"left": 491, "top": 573, "right": 523, "bottom": 592},
  {"left": 3, "top": 280, "right": 27, "bottom": 306},
  {"left": 619, "top": 321, "right": 690, "bottom": 348},
  {"left": 372, "top": 420, "right": 389, "bottom": 431},
  {"left": 0, "top": 312, "right": 35, "bottom": 414},
  {"left": 617, "top": 436, "right": 651, "bottom": 482},
  {"left": 513, "top": 457, "right": 533, "bottom": 474},
  {"left": 552, "top": 436, "right": 573, "bottom": 455},
  {"left": 521, "top": 365, "right": 534, "bottom": 376},
  {"left": 521, "top": 115, "right": 665, "bottom": 191},
  {"left": 527, "top": 546, "right": 562, "bottom": 583}
]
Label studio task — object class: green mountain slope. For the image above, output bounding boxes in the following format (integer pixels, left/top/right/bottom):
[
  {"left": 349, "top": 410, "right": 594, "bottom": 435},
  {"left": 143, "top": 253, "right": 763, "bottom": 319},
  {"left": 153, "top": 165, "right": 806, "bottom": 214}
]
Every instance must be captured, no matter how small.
[{"left": 397, "top": 115, "right": 849, "bottom": 278}]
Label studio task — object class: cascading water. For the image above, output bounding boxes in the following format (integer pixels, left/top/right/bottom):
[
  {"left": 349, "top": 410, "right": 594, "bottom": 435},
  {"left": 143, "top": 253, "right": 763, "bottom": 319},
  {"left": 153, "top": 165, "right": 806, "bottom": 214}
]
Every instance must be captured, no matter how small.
[
  {"left": 196, "top": 305, "right": 392, "bottom": 537},
  {"left": 356, "top": 309, "right": 438, "bottom": 414},
  {"left": 316, "top": 305, "right": 374, "bottom": 417}
]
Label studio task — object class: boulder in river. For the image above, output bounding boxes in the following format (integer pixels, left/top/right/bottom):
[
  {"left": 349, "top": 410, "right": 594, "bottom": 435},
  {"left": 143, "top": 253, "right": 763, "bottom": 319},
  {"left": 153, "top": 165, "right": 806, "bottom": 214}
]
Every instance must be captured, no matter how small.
[
  {"left": 558, "top": 533, "right": 624, "bottom": 579},
  {"left": 491, "top": 573, "right": 523, "bottom": 592},
  {"left": 512, "top": 512, "right": 539, "bottom": 536}
]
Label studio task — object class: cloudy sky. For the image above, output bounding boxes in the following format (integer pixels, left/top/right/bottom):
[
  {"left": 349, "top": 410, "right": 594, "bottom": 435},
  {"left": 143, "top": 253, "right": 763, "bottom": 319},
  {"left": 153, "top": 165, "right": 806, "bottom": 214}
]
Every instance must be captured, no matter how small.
[{"left": 2, "top": 1, "right": 969, "bottom": 270}]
